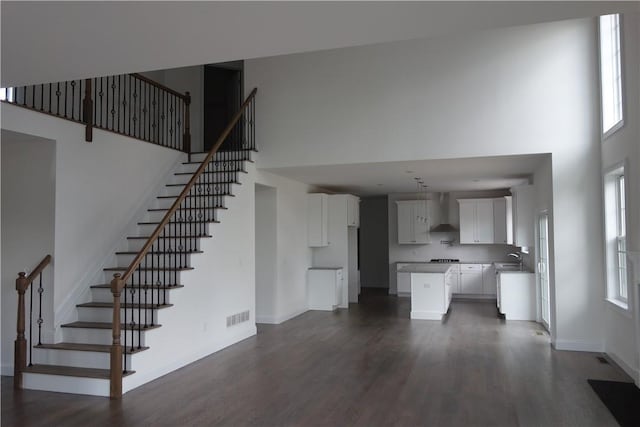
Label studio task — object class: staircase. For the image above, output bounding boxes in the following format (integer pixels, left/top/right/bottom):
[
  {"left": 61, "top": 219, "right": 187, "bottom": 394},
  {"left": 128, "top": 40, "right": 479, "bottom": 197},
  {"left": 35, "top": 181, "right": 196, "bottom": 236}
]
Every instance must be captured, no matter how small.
[
  {"left": 12, "top": 87, "right": 258, "bottom": 398},
  {"left": 20, "top": 149, "right": 254, "bottom": 396}
]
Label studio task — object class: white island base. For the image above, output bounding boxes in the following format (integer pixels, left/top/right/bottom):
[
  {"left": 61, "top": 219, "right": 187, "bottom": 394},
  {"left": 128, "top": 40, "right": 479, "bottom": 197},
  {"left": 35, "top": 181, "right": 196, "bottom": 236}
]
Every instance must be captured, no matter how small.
[{"left": 406, "top": 265, "right": 454, "bottom": 320}]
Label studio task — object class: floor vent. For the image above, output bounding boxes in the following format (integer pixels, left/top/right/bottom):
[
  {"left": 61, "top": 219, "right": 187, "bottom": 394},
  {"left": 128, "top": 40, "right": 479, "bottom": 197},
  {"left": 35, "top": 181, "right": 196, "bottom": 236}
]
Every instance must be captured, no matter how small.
[
  {"left": 597, "top": 356, "right": 609, "bottom": 364},
  {"left": 227, "top": 310, "right": 250, "bottom": 327}
]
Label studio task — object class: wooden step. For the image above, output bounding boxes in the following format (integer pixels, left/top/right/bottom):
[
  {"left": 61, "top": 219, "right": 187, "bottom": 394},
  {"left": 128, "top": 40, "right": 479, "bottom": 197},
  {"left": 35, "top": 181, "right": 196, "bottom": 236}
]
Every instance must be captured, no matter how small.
[
  {"left": 127, "top": 234, "right": 211, "bottom": 240},
  {"left": 22, "top": 364, "right": 135, "bottom": 379},
  {"left": 165, "top": 181, "right": 239, "bottom": 188},
  {"left": 182, "top": 158, "right": 254, "bottom": 166},
  {"left": 76, "top": 302, "right": 173, "bottom": 310},
  {"left": 91, "top": 284, "right": 184, "bottom": 290},
  {"left": 174, "top": 169, "right": 246, "bottom": 176},
  {"left": 61, "top": 321, "right": 162, "bottom": 331},
  {"left": 157, "top": 193, "right": 234, "bottom": 199},
  {"left": 138, "top": 220, "right": 219, "bottom": 226},
  {"left": 148, "top": 207, "right": 226, "bottom": 212},
  {"left": 35, "top": 342, "right": 148, "bottom": 354},
  {"left": 116, "top": 250, "right": 202, "bottom": 255},
  {"left": 103, "top": 266, "right": 194, "bottom": 272}
]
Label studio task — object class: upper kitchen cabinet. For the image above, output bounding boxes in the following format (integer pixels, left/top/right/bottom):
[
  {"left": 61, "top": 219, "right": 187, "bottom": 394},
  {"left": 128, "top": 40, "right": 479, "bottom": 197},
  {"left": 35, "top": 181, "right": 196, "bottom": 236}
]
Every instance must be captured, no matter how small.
[
  {"left": 511, "top": 185, "right": 535, "bottom": 248},
  {"left": 493, "top": 196, "right": 513, "bottom": 245},
  {"left": 396, "top": 200, "right": 430, "bottom": 244},
  {"left": 458, "top": 199, "right": 494, "bottom": 244},
  {"left": 346, "top": 195, "right": 360, "bottom": 227},
  {"left": 307, "top": 193, "right": 329, "bottom": 247}
]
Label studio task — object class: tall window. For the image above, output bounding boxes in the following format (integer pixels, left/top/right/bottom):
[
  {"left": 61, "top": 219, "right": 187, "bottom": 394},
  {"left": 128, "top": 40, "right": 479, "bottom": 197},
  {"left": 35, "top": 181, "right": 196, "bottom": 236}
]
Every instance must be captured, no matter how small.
[
  {"left": 599, "top": 14, "right": 624, "bottom": 136},
  {"left": 604, "top": 165, "right": 627, "bottom": 306}
]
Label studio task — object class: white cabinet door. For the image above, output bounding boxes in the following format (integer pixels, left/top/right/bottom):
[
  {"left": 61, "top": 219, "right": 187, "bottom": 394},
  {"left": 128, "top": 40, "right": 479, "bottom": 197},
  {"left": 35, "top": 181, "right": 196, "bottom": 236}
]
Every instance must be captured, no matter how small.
[
  {"left": 512, "top": 185, "right": 535, "bottom": 247},
  {"left": 475, "top": 199, "right": 494, "bottom": 243},
  {"left": 493, "top": 198, "right": 508, "bottom": 244},
  {"left": 482, "top": 264, "right": 496, "bottom": 295},
  {"left": 347, "top": 195, "right": 360, "bottom": 227},
  {"left": 307, "top": 193, "right": 328, "bottom": 247},
  {"left": 397, "top": 272, "right": 411, "bottom": 295},
  {"left": 458, "top": 201, "right": 476, "bottom": 244},
  {"left": 396, "top": 201, "right": 430, "bottom": 244},
  {"left": 460, "top": 272, "right": 483, "bottom": 294}
]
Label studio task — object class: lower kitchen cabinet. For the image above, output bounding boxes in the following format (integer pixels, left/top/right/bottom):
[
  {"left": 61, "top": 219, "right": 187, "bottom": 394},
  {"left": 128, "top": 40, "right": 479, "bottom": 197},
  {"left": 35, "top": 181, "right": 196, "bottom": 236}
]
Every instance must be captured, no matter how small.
[
  {"left": 307, "top": 268, "right": 343, "bottom": 311},
  {"left": 482, "top": 264, "right": 496, "bottom": 295},
  {"left": 459, "top": 264, "right": 483, "bottom": 294}
]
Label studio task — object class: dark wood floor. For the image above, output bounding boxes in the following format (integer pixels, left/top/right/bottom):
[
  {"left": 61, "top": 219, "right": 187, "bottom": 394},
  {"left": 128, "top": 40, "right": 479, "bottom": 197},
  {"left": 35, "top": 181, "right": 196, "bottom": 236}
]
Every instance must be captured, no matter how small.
[{"left": 2, "top": 288, "right": 631, "bottom": 426}]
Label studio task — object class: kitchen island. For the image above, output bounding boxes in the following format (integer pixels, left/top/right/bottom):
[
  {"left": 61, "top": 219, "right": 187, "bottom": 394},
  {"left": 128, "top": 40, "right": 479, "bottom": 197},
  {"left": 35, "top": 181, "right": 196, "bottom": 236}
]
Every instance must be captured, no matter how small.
[{"left": 398, "top": 264, "right": 454, "bottom": 320}]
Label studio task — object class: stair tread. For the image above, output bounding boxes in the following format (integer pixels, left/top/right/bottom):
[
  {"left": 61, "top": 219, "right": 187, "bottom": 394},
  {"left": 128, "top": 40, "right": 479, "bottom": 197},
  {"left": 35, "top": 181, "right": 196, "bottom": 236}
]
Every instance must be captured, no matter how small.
[
  {"left": 23, "top": 364, "right": 135, "bottom": 379},
  {"left": 138, "top": 220, "right": 219, "bottom": 225},
  {"left": 127, "top": 234, "right": 211, "bottom": 239},
  {"left": 61, "top": 321, "right": 162, "bottom": 331},
  {"left": 35, "top": 342, "right": 148, "bottom": 354},
  {"left": 91, "top": 284, "right": 184, "bottom": 289},
  {"left": 148, "top": 207, "right": 227, "bottom": 211},
  {"left": 165, "top": 181, "right": 239, "bottom": 187},
  {"left": 77, "top": 302, "right": 173, "bottom": 309},
  {"left": 174, "top": 170, "right": 246, "bottom": 176},
  {"left": 157, "top": 194, "right": 234, "bottom": 199},
  {"left": 104, "top": 267, "right": 194, "bottom": 272},
  {"left": 116, "top": 250, "right": 202, "bottom": 255},
  {"left": 182, "top": 159, "right": 254, "bottom": 165}
]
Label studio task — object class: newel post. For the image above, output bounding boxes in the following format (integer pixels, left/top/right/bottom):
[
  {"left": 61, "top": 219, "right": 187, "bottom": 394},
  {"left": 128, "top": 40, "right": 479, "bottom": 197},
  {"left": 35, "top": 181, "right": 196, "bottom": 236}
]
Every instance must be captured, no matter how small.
[
  {"left": 183, "top": 91, "right": 191, "bottom": 156},
  {"left": 14, "top": 272, "right": 29, "bottom": 389},
  {"left": 83, "top": 78, "right": 93, "bottom": 142},
  {"left": 110, "top": 273, "right": 124, "bottom": 399}
]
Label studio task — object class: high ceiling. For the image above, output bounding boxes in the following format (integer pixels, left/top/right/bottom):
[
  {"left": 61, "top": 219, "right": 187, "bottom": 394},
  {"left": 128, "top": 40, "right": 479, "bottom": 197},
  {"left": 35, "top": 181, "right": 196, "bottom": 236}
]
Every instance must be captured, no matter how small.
[
  {"left": 264, "top": 154, "right": 547, "bottom": 196},
  {"left": 1, "top": 1, "right": 634, "bottom": 87}
]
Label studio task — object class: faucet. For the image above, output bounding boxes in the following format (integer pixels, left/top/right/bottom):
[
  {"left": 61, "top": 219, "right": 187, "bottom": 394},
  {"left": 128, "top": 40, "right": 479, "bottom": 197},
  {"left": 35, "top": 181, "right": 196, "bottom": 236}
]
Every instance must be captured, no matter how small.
[{"left": 508, "top": 252, "right": 524, "bottom": 271}]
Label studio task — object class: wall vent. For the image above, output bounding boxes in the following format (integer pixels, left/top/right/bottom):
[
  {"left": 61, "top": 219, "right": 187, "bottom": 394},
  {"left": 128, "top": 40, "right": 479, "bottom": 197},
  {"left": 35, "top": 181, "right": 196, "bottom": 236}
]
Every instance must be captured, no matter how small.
[{"left": 226, "top": 310, "right": 250, "bottom": 327}]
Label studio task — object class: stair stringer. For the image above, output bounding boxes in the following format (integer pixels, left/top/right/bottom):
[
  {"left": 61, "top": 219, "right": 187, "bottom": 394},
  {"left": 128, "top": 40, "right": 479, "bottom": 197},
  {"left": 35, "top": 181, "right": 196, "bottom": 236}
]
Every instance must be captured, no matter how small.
[{"left": 121, "top": 161, "right": 258, "bottom": 394}]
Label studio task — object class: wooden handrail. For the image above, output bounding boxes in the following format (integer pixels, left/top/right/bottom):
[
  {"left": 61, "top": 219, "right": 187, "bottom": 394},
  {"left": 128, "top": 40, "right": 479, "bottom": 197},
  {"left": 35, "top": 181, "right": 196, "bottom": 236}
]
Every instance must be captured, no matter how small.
[
  {"left": 130, "top": 73, "right": 189, "bottom": 100},
  {"left": 111, "top": 87, "right": 257, "bottom": 290},
  {"left": 25, "top": 254, "right": 52, "bottom": 285},
  {"left": 108, "top": 88, "right": 256, "bottom": 399}
]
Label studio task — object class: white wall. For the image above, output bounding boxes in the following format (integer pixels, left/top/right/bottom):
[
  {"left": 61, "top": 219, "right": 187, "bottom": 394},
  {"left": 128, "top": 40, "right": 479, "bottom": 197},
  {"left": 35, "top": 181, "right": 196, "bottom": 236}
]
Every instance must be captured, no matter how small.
[
  {"left": 360, "top": 196, "right": 389, "bottom": 288},
  {"left": 387, "top": 191, "right": 518, "bottom": 295},
  {"left": 247, "top": 18, "right": 605, "bottom": 350},
  {"left": 600, "top": 10, "right": 640, "bottom": 382},
  {"left": 255, "top": 184, "right": 278, "bottom": 322},
  {"left": 1, "top": 131, "right": 56, "bottom": 375},
  {"left": 254, "top": 169, "right": 315, "bottom": 323},
  {"left": 1, "top": 104, "right": 183, "bottom": 347}
]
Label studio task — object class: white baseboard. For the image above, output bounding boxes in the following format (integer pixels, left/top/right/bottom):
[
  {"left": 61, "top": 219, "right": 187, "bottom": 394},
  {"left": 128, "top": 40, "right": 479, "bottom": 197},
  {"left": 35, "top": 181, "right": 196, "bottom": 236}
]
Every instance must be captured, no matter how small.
[
  {"left": 410, "top": 310, "right": 444, "bottom": 320},
  {"left": 553, "top": 339, "right": 604, "bottom": 352},
  {"left": 2, "top": 363, "right": 14, "bottom": 376},
  {"left": 607, "top": 351, "right": 640, "bottom": 385},
  {"left": 256, "top": 308, "right": 308, "bottom": 325}
]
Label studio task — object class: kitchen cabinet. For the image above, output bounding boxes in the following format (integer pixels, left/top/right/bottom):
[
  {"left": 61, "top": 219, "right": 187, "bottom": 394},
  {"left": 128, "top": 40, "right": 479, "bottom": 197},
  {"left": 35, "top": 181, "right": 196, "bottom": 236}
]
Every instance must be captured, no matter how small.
[
  {"left": 493, "top": 196, "right": 513, "bottom": 245},
  {"left": 511, "top": 185, "right": 535, "bottom": 248},
  {"left": 458, "top": 199, "right": 494, "bottom": 244},
  {"left": 307, "top": 268, "right": 343, "bottom": 311},
  {"left": 459, "top": 264, "right": 483, "bottom": 294},
  {"left": 409, "top": 267, "right": 452, "bottom": 320},
  {"left": 396, "top": 200, "right": 430, "bottom": 244},
  {"left": 346, "top": 195, "right": 360, "bottom": 227},
  {"left": 482, "top": 264, "right": 496, "bottom": 295},
  {"left": 497, "top": 272, "right": 536, "bottom": 320},
  {"left": 307, "top": 193, "right": 329, "bottom": 247}
]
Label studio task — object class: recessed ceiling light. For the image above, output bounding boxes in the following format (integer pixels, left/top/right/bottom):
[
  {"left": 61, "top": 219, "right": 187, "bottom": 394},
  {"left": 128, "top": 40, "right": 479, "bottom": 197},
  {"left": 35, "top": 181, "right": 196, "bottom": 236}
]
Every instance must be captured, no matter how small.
[
  {"left": 377, "top": 183, "right": 383, "bottom": 186},
  {"left": 405, "top": 170, "right": 414, "bottom": 174},
  {"left": 473, "top": 179, "right": 480, "bottom": 182}
]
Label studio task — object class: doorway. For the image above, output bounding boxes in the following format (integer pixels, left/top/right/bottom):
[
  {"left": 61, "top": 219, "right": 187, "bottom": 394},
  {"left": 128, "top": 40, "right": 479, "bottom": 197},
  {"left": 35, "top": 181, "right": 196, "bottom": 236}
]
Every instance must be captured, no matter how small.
[
  {"left": 203, "top": 62, "right": 243, "bottom": 152},
  {"left": 537, "top": 212, "right": 551, "bottom": 331}
]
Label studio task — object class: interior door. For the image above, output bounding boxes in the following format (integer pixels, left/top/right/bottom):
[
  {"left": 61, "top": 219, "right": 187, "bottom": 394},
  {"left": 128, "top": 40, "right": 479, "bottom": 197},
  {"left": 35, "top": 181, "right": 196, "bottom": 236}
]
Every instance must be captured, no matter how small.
[{"left": 538, "top": 213, "right": 551, "bottom": 331}]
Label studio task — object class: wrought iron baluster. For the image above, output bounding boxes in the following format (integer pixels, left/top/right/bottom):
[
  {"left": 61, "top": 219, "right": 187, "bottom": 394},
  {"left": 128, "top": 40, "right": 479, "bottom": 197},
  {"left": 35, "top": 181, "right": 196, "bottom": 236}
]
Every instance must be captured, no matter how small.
[
  {"left": 37, "top": 274, "right": 43, "bottom": 346},
  {"left": 29, "top": 276, "right": 33, "bottom": 367}
]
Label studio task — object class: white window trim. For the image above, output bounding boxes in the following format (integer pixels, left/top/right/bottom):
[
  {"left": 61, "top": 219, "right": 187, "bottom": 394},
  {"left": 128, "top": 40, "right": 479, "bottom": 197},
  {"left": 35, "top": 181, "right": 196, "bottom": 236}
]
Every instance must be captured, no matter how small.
[
  {"left": 598, "top": 14, "right": 626, "bottom": 140},
  {"left": 602, "top": 161, "right": 630, "bottom": 312}
]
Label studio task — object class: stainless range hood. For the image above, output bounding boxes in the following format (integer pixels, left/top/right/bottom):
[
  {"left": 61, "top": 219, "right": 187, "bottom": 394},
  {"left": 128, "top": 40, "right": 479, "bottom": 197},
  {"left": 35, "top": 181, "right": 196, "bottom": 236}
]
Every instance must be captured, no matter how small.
[{"left": 430, "top": 193, "right": 458, "bottom": 233}]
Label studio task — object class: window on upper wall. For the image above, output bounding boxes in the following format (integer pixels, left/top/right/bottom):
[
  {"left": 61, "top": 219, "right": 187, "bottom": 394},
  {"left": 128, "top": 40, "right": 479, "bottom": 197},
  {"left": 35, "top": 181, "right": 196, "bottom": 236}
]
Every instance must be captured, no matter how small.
[
  {"left": 604, "top": 165, "right": 628, "bottom": 307},
  {"left": 599, "top": 14, "right": 624, "bottom": 137}
]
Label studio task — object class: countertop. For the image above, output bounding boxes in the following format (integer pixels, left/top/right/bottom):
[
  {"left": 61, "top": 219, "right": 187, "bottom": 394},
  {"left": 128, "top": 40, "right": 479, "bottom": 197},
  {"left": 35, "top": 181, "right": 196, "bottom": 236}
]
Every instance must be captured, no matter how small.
[{"left": 397, "top": 264, "right": 452, "bottom": 274}]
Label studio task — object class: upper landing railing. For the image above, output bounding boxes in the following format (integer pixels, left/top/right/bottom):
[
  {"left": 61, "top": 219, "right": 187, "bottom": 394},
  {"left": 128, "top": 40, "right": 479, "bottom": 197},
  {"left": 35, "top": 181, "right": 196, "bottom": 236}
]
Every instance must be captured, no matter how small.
[{"left": 1, "top": 73, "right": 191, "bottom": 153}]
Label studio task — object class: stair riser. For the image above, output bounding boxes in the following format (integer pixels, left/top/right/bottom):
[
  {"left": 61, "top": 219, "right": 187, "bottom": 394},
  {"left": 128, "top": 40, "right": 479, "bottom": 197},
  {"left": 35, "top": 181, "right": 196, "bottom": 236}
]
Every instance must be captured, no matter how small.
[
  {"left": 137, "top": 222, "right": 212, "bottom": 236},
  {"left": 127, "top": 238, "right": 202, "bottom": 253},
  {"left": 153, "top": 195, "right": 230, "bottom": 210},
  {"left": 63, "top": 327, "right": 147, "bottom": 347},
  {"left": 160, "top": 183, "right": 236, "bottom": 198},
  {"left": 103, "top": 269, "right": 186, "bottom": 284},
  {"left": 115, "top": 253, "right": 193, "bottom": 268},
  {"left": 77, "top": 307, "right": 161, "bottom": 324},
  {"left": 91, "top": 286, "right": 181, "bottom": 304},
  {"left": 23, "top": 373, "right": 110, "bottom": 397},
  {"left": 32, "top": 349, "right": 135, "bottom": 370}
]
